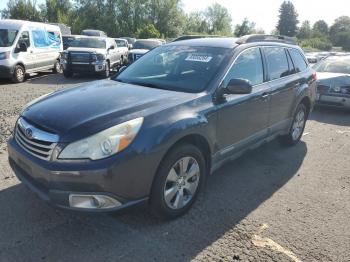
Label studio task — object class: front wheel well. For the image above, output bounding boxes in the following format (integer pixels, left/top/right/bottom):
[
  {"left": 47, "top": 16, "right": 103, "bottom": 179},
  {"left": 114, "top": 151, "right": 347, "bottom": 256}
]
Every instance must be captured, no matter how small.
[{"left": 162, "top": 134, "right": 212, "bottom": 174}]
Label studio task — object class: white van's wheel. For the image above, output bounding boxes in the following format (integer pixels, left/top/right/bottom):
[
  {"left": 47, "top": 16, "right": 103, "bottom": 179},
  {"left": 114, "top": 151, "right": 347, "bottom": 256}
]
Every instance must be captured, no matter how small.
[
  {"left": 53, "top": 60, "right": 62, "bottom": 73},
  {"left": 12, "top": 65, "right": 25, "bottom": 83}
]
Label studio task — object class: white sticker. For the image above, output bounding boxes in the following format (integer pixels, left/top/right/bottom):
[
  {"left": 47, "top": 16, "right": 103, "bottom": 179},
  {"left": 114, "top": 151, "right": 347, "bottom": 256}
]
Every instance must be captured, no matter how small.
[{"left": 185, "top": 54, "right": 213, "bottom": 63}]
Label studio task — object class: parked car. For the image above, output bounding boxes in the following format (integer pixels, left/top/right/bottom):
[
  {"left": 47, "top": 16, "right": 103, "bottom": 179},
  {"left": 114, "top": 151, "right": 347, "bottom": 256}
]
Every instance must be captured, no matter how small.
[
  {"left": 81, "top": 29, "right": 107, "bottom": 37},
  {"left": 62, "top": 35, "right": 79, "bottom": 50},
  {"left": 173, "top": 35, "right": 223, "bottom": 42},
  {"left": 127, "top": 39, "right": 163, "bottom": 64},
  {"left": 314, "top": 55, "right": 350, "bottom": 109},
  {"left": 120, "top": 37, "right": 136, "bottom": 49},
  {"left": 60, "top": 36, "right": 121, "bottom": 78},
  {"left": 50, "top": 23, "right": 71, "bottom": 35},
  {"left": 8, "top": 35, "right": 316, "bottom": 219},
  {"left": 0, "top": 19, "right": 63, "bottom": 83},
  {"left": 114, "top": 38, "right": 129, "bottom": 64}
]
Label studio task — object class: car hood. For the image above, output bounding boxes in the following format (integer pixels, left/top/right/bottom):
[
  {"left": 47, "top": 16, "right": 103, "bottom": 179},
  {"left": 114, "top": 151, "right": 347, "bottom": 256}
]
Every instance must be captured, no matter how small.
[
  {"left": 0, "top": 46, "right": 12, "bottom": 53},
  {"left": 317, "top": 72, "right": 350, "bottom": 86},
  {"left": 129, "top": 49, "right": 149, "bottom": 55},
  {"left": 21, "top": 80, "right": 196, "bottom": 142},
  {"left": 67, "top": 47, "right": 106, "bottom": 54}
]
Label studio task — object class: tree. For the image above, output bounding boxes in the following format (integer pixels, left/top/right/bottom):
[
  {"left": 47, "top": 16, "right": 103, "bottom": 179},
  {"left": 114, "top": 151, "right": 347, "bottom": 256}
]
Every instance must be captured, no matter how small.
[
  {"left": 276, "top": 1, "right": 299, "bottom": 37},
  {"left": 1, "top": 0, "right": 42, "bottom": 21},
  {"left": 148, "top": 0, "right": 184, "bottom": 38},
  {"left": 329, "top": 16, "right": 350, "bottom": 46},
  {"left": 313, "top": 20, "right": 329, "bottom": 37},
  {"left": 40, "top": 0, "right": 72, "bottom": 24},
  {"left": 298, "top": 20, "right": 312, "bottom": 39},
  {"left": 205, "top": 3, "right": 232, "bottom": 35},
  {"left": 234, "top": 18, "right": 255, "bottom": 37},
  {"left": 185, "top": 11, "right": 208, "bottom": 34},
  {"left": 135, "top": 24, "right": 161, "bottom": 38}
]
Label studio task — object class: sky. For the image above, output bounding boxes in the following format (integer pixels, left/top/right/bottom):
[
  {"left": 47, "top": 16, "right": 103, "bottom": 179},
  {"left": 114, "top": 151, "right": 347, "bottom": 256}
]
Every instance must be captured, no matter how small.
[{"left": 0, "top": 0, "right": 349, "bottom": 33}]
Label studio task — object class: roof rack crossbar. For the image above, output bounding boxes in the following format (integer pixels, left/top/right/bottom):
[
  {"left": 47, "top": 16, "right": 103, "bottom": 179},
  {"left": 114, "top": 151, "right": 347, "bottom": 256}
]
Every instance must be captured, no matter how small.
[{"left": 236, "top": 34, "right": 297, "bottom": 45}]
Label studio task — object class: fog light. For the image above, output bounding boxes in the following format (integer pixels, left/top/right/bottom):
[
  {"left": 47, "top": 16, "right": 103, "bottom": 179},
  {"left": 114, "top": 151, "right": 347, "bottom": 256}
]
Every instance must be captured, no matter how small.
[{"left": 69, "top": 194, "right": 122, "bottom": 209}]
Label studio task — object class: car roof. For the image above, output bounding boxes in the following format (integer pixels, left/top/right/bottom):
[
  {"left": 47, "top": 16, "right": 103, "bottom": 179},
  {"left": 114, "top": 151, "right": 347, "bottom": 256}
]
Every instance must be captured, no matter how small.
[
  {"left": 167, "top": 37, "right": 239, "bottom": 48},
  {"left": 167, "top": 37, "right": 300, "bottom": 49}
]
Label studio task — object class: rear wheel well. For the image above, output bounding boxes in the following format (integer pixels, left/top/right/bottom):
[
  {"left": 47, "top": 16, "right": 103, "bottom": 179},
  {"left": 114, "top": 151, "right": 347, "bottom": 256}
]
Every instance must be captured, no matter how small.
[{"left": 300, "top": 97, "right": 311, "bottom": 116}]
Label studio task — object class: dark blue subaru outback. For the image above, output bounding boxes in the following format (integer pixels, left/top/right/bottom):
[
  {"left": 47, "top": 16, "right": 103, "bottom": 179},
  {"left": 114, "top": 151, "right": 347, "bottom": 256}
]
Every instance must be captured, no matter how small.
[{"left": 8, "top": 35, "right": 316, "bottom": 219}]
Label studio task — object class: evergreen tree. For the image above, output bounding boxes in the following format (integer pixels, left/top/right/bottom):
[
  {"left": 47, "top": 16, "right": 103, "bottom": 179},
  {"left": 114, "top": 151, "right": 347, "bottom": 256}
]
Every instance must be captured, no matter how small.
[{"left": 276, "top": 1, "right": 299, "bottom": 37}]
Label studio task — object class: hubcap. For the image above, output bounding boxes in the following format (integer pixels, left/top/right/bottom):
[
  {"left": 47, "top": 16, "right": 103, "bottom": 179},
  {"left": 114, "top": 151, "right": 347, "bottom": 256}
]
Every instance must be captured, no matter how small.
[
  {"left": 164, "top": 156, "right": 200, "bottom": 210},
  {"left": 16, "top": 68, "right": 24, "bottom": 81},
  {"left": 292, "top": 109, "right": 305, "bottom": 140}
]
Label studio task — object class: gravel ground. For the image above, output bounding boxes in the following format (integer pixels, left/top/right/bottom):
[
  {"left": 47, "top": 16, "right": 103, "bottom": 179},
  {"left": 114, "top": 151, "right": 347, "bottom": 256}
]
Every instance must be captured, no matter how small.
[{"left": 0, "top": 73, "right": 349, "bottom": 262}]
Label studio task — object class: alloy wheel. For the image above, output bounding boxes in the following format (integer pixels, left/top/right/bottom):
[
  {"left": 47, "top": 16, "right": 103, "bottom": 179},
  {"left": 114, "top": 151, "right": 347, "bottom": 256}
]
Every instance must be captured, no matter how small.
[
  {"left": 163, "top": 156, "right": 200, "bottom": 210},
  {"left": 291, "top": 109, "right": 305, "bottom": 141}
]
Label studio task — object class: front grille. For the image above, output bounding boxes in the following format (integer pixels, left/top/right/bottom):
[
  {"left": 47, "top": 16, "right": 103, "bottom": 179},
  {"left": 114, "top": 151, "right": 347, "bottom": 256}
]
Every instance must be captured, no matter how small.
[
  {"left": 341, "top": 86, "right": 350, "bottom": 95},
  {"left": 15, "top": 118, "right": 58, "bottom": 161},
  {"left": 69, "top": 52, "right": 91, "bottom": 63},
  {"left": 317, "top": 84, "right": 330, "bottom": 94}
]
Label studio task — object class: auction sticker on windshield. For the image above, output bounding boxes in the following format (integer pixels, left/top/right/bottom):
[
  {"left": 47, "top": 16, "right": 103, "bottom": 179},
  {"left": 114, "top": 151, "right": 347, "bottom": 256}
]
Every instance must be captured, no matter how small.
[{"left": 185, "top": 53, "right": 213, "bottom": 63}]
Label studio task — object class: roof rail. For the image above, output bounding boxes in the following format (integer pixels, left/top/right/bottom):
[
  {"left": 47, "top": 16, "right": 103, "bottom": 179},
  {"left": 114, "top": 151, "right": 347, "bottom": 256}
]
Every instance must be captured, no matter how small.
[{"left": 236, "top": 34, "right": 297, "bottom": 45}]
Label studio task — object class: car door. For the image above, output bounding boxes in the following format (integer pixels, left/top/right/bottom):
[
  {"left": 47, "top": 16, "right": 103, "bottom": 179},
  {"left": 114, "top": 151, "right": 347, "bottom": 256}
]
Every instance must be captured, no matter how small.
[
  {"left": 263, "top": 46, "right": 300, "bottom": 133},
  {"left": 216, "top": 47, "right": 270, "bottom": 159},
  {"left": 14, "top": 31, "right": 35, "bottom": 70},
  {"left": 107, "top": 39, "right": 119, "bottom": 66}
]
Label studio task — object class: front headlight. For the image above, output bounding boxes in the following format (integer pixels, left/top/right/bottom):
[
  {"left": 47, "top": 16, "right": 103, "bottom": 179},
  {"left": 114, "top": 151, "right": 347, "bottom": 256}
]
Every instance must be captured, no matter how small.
[
  {"left": 332, "top": 86, "right": 341, "bottom": 92},
  {"left": 0, "top": 51, "right": 10, "bottom": 60},
  {"left": 61, "top": 52, "right": 68, "bottom": 60},
  {"left": 59, "top": 118, "right": 144, "bottom": 160}
]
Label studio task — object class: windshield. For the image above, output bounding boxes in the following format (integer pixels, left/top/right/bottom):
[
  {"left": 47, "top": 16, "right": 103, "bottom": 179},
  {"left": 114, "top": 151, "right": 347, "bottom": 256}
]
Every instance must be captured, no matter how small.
[
  {"left": 69, "top": 38, "right": 106, "bottom": 49},
  {"left": 314, "top": 58, "right": 350, "bottom": 74},
  {"left": 115, "top": 45, "right": 231, "bottom": 93},
  {"left": 133, "top": 40, "right": 161, "bottom": 50},
  {"left": 0, "top": 29, "right": 18, "bottom": 47}
]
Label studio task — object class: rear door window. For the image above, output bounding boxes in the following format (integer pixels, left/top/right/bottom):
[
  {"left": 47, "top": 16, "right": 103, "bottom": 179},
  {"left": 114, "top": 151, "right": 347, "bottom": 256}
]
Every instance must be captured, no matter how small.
[
  {"left": 264, "top": 47, "right": 290, "bottom": 80},
  {"left": 289, "top": 49, "right": 308, "bottom": 72}
]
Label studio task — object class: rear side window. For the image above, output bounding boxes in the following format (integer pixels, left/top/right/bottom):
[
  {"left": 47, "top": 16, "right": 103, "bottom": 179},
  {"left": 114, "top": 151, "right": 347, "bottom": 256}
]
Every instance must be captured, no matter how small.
[
  {"left": 289, "top": 49, "right": 308, "bottom": 72},
  {"left": 223, "top": 48, "right": 264, "bottom": 86},
  {"left": 264, "top": 47, "right": 290, "bottom": 80}
]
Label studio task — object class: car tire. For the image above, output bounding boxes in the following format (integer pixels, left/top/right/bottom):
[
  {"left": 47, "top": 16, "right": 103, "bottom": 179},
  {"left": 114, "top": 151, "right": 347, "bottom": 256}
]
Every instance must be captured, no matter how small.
[
  {"left": 149, "top": 143, "right": 206, "bottom": 220},
  {"left": 11, "top": 65, "right": 25, "bottom": 83},
  {"left": 280, "top": 103, "right": 308, "bottom": 146},
  {"left": 53, "top": 60, "right": 62, "bottom": 74},
  {"left": 63, "top": 70, "right": 73, "bottom": 78},
  {"left": 100, "top": 61, "right": 110, "bottom": 78}
]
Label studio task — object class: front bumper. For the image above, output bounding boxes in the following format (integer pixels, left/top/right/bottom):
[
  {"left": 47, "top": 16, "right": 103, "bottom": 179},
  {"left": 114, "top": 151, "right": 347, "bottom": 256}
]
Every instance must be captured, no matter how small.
[
  {"left": 0, "top": 64, "right": 14, "bottom": 78},
  {"left": 316, "top": 93, "right": 350, "bottom": 108},
  {"left": 61, "top": 60, "right": 106, "bottom": 74},
  {"left": 7, "top": 137, "right": 156, "bottom": 212}
]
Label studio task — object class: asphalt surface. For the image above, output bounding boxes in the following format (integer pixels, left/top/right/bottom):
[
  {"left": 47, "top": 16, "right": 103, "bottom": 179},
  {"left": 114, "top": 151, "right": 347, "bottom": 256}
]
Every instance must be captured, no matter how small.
[{"left": 0, "top": 73, "right": 349, "bottom": 262}]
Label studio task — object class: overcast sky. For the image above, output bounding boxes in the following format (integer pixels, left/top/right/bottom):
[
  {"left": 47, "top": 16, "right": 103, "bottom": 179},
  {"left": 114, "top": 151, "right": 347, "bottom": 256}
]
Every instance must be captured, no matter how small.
[{"left": 1, "top": 0, "right": 349, "bottom": 32}]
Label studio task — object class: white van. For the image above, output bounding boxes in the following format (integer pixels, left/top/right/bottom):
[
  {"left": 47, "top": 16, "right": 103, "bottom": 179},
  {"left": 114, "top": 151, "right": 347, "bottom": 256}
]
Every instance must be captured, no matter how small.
[{"left": 0, "top": 19, "right": 63, "bottom": 83}]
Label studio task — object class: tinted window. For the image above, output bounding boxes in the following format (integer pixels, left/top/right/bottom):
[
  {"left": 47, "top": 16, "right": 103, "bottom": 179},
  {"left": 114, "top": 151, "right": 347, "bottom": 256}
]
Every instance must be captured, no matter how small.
[
  {"left": 116, "top": 45, "right": 231, "bottom": 93},
  {"left": 133, "top": 40, "right": 161, "bottom": 50},
  {"left": 70, "top": 38, "right": 106, "bottom": 49},
  {"left": 223, "top": 48, "right": 264, "bottom": 86},
  {"left": 314, "top": 58, "right": 350, "bottom": 74},
  {"left": 289, "top": 49, "right": 308, "bottom": 72},
  {"left": 0, "top": 29, "right": 18, "bottom": 47},
  {"left": 264, "top": 47, "right": 290, "bottom": 80},
  {"left": 18, "top": 31, "right": 30, "bottom": 47}
]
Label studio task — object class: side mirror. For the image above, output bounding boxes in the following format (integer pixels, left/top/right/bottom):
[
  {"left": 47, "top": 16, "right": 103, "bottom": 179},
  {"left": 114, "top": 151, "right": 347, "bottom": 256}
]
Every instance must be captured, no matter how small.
[
  {"left": 16, "top": 42, "right": 27, "bottom": 53},
  {"left": 225, "top": 78, "right": 253, "bottom": 95},
  {"left": 128, "top": 44, "right": 132, "bottom": 50},
  {"left": 119, "top": 66, "right": 127, "bottom": 74},
  {"left": 109, "top": 45, "right": 114, "bottom": 50}
]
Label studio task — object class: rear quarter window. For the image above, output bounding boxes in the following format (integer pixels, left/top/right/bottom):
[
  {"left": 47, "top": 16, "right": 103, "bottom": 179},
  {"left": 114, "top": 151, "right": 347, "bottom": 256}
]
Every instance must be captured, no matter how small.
[{"left": 289, "top": 49, "right": 308, "bottom": 72}]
